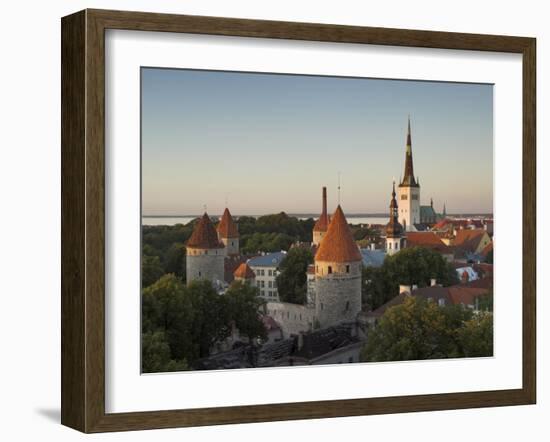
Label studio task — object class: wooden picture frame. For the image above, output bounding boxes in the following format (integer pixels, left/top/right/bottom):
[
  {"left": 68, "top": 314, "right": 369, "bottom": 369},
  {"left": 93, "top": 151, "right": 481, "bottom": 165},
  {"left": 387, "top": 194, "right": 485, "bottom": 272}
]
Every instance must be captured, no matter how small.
[{"left": 61, "top": 8, "right": 536, "bottom": 433}]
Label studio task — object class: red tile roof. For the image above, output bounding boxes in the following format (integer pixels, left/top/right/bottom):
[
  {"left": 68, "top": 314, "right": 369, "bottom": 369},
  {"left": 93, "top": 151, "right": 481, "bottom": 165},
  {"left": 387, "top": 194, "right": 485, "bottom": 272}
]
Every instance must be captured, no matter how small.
[
  {"left": 453, "top": 229, "right": 488, "bottom": 253},
  {"left": 217, "top": 208, "right": 239, "bottom": 238},
  {"left": 447, "top": 287, "right": 489, "bottom": 305},
  {"left": 234, "top": 262, "right": 255, "bottom": 279},
  {"left": 406, "top": 232, "right": 452, "bottom": 254},
  {"left": 186, "top": 213, "right": 224, "bottom": 249},
  {"left": 315, "top": 205, "right": 362, "bottom": 263}
]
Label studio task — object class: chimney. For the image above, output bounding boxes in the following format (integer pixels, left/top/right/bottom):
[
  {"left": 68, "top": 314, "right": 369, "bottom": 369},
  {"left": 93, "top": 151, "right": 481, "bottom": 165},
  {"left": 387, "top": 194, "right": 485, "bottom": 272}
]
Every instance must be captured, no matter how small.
[
  {"left": 430, "top": 278, "right": 437, "bottom": 287},
  {"left": 399, "top": 285, "right": 412, "bottom": 295},
  {"left": 322, "top": 186, "right": 327, "bottom": 216}
]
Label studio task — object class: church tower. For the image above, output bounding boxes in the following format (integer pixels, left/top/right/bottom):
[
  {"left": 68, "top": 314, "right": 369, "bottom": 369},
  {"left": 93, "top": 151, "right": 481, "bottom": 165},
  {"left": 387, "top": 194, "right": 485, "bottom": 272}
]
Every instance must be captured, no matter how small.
[
  {"left": 314, "top": 205, "right": 362, "bottom": 328},
  {"left": 217, "top": 207, "right": 239, "bottom": 256},
  {"left": 385, "top": 182, "right": 406, "bottom": 255},
  {"left": 397, "top": 117, "right": 420, "bottom": 231},
  {"left": 312, "top": 187, "right": 329, "bottom": 246},
  {"left": 186, "top": 213, "right": 225, "bottom": 286}
]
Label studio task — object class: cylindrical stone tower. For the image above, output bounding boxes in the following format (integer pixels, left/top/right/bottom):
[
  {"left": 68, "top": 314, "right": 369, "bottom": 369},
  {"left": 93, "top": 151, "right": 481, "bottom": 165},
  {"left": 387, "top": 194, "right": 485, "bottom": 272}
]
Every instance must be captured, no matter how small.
[
  {"left": 186, "top": 212, "right": 225, "bottom": 286},
  {"left": 314, "top": 205, "right": 362, "bottom": 328},
  {"left": 312, "top": 187, "right": 329, "bottom": 246},
  {"left": 217, "top": 207, "right": 239, "bottom": 256}
]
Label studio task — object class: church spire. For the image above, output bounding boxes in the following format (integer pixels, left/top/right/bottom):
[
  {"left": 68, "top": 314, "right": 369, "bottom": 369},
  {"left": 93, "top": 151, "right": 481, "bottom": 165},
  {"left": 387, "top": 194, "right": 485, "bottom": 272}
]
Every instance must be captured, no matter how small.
[
  {"left": 400, "top": 116, "right": 418, "bottom": 187},
  {"left": 386, "top": 181, "right": 403, "bottom": 238}
]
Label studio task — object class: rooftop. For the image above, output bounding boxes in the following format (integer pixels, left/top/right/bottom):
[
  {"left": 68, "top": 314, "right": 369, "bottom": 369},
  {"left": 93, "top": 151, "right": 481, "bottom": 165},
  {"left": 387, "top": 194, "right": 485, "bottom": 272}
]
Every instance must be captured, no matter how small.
[
  {"left": 186, "top": 213, "right": 225, "bottom": 249},
  {"left": 217, "top": 207, "right": 239, "bottom": 238},
  {"left": 315, "top": 205, "right": 362, "bottom": 263},
  {"left": 247, "top": 251, "right": 287, "bottom": 268}
]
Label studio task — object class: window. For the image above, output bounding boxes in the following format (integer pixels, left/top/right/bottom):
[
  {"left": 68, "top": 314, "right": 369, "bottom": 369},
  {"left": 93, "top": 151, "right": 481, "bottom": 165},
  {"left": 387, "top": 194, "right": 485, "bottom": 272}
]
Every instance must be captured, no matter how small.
[
  {"left": 273, "top": 280, "right": 277, "bottom": 288},
  {"left": 198, "top": 271, "right": 201, "bottom": 277},
  {"left": 389, "top": 242, "right": 392, "bottom": 249},
  {"left": 345, "top": 301, "right": 350, "bottom": 311},
  {"left": 348, "top": 356, "right": 353, "bottom": 363},
  {"left": 268, "top": 281, "right": 273, "bottom": 288},
  {"left": 346, "top": 265, "right": 350, "bottom": 273},
  {"left": 328, "top": 266, "right": 332, "bottom": 274},
  {"left": 401, "top": 194, "right": 408, "bottom": 200},
  {"left": 321, "top": 303, "right": 324, "bottom": 310},
  {"left": 205, "top": 250, "right": 208, "bottom": 255}
]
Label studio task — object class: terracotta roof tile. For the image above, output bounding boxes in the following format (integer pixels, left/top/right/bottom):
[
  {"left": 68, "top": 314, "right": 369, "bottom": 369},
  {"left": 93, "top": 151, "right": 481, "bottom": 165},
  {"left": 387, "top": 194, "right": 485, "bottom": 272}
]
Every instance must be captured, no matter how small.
[
  {"left": 217, "top": 208, "right": 239, "bottom": 238},
  {"left": 406, "top": 232, "right": 452, "bottom": 254},
  {"left": 234, "top": 262, "right": 255, "bottom": 279},
  {"left": 315, "top": 205, "right": 362, "bottom": 263},
  {"left": 453, "top": 229, "right": 488, "bottom": 253},
  {"left": 186, "top": 213, "right": 224, "bottom": 249}
]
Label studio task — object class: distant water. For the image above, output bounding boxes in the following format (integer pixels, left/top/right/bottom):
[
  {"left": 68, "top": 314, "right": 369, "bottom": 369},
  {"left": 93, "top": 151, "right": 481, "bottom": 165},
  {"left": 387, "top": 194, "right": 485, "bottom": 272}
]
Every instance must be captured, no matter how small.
[{"left": 142, "top": 216, "right": 389, "bottom": 226}]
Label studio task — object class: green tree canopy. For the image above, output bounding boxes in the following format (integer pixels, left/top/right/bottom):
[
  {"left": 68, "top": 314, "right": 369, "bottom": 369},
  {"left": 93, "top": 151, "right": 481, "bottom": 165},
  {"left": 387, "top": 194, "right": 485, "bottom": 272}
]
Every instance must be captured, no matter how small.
[
  {"left": 276, "top": 247, "right": 314, "bottom": 305},
  {"left": 361, "top": 296, "right": 492, "bottom": 362},
  {"left": 142, "top": 275, "right": 268, "bottom": 370},
  {"left": 225, "top": 281, "right": 267, "bottom": 342},
  {"left": 362, "top": 247, "right": 459, "bottom": 311},
  {"left": 141, "top": 330, "right": 188, "bottom": 373}
]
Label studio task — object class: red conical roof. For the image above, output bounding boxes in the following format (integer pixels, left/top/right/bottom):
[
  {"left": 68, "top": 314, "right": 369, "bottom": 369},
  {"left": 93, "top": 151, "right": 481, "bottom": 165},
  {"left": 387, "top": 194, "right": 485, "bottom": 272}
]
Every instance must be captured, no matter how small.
[
  {"left": 217, "top": 208, "right": 239, "bottom": 238},
  {"left": 186, "top": 213, "right": 224, "bottom": 249},
  {"left": 313, "top": 187, "right": 330, "bottom": 232},
  {"left": 315, "top": 205, "right": 362, "bottom": 262},
  {"left": 234, "top": 262, "right": 255, "bottom": 279}
]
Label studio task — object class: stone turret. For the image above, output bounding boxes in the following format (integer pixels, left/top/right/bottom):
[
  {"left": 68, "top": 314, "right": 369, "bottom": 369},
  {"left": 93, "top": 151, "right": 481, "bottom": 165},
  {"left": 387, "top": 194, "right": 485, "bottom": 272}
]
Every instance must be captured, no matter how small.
[
  {"left": 312, "top": 187, "right": 329, "bottom": 246},
  {"left": 314, "top": 205, "right": 362, "bottom": 328},
  {"left": 186, "top": 213, "right": 225, "bottom": 286},
  {"left": 217, "top": 207, "right": 239, "bottom": 256}
]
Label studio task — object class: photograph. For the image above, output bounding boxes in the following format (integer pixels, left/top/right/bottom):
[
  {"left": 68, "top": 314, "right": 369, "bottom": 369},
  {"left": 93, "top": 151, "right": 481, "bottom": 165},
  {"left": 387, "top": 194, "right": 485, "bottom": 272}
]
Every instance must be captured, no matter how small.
[{"left": 140, "top": 67, "right": 495, "bottom": 373}]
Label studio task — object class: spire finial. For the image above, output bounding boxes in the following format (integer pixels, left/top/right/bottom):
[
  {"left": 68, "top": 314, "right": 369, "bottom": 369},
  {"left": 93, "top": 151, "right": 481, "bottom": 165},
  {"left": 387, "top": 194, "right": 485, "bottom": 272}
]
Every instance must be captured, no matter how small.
[{"left": 203, "top": 204, "right": 207, "bottom": 214}]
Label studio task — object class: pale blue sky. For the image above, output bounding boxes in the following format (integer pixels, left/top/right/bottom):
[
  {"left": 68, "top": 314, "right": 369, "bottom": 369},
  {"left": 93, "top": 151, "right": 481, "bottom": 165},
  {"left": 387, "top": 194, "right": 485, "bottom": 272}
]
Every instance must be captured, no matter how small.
[{"left": 141, "top": 68, "right": 493, "bottom": 216}]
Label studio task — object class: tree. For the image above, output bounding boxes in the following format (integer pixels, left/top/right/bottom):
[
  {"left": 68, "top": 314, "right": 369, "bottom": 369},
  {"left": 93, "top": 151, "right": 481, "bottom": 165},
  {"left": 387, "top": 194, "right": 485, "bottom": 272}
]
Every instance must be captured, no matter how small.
[
  {"left": 141, "top": 254, "right": 164, "bottom": 288},
  {"left": 276, "top": 247, "right": 313, "bottom": 305},
  {"left": 163, "top": 242, "right": 186, "bottom": 281},
  {"left": 141, "top": 330, "right": 188, "bottom": 373},
  {"left": 184, "top": 280, "right": 232, "bottom": 359},
  {"left": 457, "top": 312, "right": 493, "bottom": 357},
  {"left": 225, "top": 281, "right": 267, "bottom": 342},
  {"left": 363, "top": 247, "right": 459, "bottom": 310},
  {"left": 142, "top": 274, "right": 195, "bottom": 361},
  {"left": 240, "top": 232, "right": 294, "bottom": 254},
  {"left": 361, "top": 296, "right": 475, "bottom": 362}
]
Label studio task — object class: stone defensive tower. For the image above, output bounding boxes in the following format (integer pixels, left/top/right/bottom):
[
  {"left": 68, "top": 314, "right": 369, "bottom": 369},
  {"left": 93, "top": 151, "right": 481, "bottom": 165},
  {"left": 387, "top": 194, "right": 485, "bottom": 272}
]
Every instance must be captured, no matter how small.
[
  {"left": 385, "top": 182, "right": 406, "bottom": 255},
  {"left": 314, "top": 205, "right": 362, "bottom": 328},
  {"left": 312, "top": 187, "right": 329, "bottom": 246},
  {"left": 186, "top": 212, "right": 225, "bottom": 286},
  {"left": 217, "top": 207, "right": 239, "bottom": 256},
  {"left": 397, "top": 117, "right": 420, "bottom": 230}
]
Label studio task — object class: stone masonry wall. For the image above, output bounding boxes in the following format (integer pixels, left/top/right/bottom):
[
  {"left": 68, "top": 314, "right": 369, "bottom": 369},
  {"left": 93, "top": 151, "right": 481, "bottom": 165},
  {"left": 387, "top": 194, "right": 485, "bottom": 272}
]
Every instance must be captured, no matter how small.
[
  {"left": 186, "top": 250, "right": 225, "bottom": 286},
  {"left": 315, "top": 275, "right": 361, "bottom": 328},
  {"left": 265, "top": 301, "right": 315, "bottom": 338},
  {"left": 221, "top": 237, "right": 239, "bottom": 256}
]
